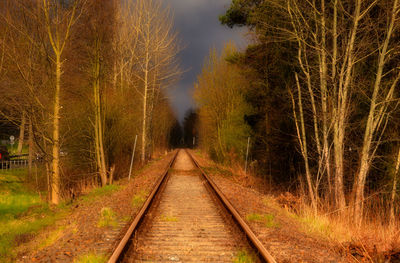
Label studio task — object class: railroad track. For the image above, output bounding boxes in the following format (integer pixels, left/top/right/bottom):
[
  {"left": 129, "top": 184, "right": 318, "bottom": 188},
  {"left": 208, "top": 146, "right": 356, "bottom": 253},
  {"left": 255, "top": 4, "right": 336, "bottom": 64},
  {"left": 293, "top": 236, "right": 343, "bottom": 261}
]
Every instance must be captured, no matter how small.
[{"left": 108, "top": 149, "right": 276, "bottom": 263}]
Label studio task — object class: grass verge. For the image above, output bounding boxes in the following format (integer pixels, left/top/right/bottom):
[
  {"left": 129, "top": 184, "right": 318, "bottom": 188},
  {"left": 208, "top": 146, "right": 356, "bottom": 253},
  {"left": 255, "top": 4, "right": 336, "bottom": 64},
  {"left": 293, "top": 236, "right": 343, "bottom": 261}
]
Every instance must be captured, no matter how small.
[
  {"left": 38, "top": 226, "right": 66, "bottom": 249},
  {"left": 0, "top": 170, "right": 70, "bottom": 262}
]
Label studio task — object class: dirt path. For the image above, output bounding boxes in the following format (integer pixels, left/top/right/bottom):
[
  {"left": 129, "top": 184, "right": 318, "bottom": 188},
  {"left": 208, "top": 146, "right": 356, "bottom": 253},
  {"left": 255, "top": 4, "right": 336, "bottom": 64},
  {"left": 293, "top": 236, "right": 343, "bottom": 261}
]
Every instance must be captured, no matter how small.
[{"left": 130, "top": 150, "right": 248, "bottom": 262}]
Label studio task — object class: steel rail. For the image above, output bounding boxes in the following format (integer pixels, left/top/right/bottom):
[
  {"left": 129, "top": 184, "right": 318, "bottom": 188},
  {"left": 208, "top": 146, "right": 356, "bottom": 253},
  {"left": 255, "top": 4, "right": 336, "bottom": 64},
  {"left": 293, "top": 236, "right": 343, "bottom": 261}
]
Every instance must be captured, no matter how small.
[
  {"left": 185, "top": 149, "right": 277, "bottom": 263},
  {"left": 107, "top": 149, "right": 179, "bottom": 263}
]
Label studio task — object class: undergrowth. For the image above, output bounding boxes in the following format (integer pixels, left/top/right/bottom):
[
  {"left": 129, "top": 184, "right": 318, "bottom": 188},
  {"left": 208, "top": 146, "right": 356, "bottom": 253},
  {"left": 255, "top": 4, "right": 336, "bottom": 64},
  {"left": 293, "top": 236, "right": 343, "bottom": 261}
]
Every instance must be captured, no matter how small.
[
  {"left": 203, "top": 166, "right": 233, "bottom": 177},
  {"left": 82, "top": 184, "right": 121, "bottom": 203},
  {"left": 7, "top": 145, "right": 28, "bottom": 155},
  {"left": 185, "top": 150, "right": 400, "bottom": 259}
]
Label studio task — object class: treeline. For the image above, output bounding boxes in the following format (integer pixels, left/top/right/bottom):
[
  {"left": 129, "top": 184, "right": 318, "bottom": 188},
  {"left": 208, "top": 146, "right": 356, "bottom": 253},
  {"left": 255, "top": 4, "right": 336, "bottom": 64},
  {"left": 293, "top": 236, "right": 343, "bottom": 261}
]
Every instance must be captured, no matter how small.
[
  {"left": 0, "top": 0, "right": 181, "bottom": 204},
  {"left": 193, "top": 44, "right": 251, "bottom": 161},
  {"left": 194, "top": 0, "right": 400, "bottom": 226}
]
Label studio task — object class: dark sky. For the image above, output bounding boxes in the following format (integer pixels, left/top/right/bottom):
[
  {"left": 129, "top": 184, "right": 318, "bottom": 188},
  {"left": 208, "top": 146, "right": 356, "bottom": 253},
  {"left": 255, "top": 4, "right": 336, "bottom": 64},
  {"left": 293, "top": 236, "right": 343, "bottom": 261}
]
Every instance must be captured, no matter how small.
[{"left": 165, "top": 0, "right": 247, "bottom": 122}]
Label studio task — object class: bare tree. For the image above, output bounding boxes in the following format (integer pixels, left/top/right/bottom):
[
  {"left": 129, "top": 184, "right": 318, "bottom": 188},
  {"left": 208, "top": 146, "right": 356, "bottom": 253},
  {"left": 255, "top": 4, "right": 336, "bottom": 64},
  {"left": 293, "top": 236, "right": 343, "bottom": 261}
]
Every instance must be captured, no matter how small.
[
  {"left": 279, "top": 1, "right": 400, "bottom": 222},
  {"left": 120, "top": 0, "right": 180, "bottom": 162},
  {"left": 353, "top": 0, "right": 400, "bottom": 225},
  {"left": 42, "top": 0, "right": 82, "bottom": 204}
]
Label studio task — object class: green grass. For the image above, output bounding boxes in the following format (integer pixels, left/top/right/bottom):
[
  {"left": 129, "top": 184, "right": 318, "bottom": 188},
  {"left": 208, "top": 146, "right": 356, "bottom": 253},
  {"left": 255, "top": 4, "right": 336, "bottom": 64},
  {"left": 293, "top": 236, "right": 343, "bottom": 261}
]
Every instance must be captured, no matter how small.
[
  {"left": 0, "top": 193, "right": 41, "bottom": 218},
  {"left": 97, "top": 207, "right": 117, "bottom": 228},
  {"left": 0, "top": 169, "right": 69, "bottom": 261},
  {"left": 233, "top": 250, "right": 255, "bottom": 263},
  {"left": 246, "top": 213, "right": 280, "bottom": 228},
  {"left": 131, "top": 191, "right": 147, "bottom": 208},
  {"left": 81, "top": 184, "right": 120, "bottom": 203},
  {"left": 74, "top": 252, "right": 107, "bottom": 263}
]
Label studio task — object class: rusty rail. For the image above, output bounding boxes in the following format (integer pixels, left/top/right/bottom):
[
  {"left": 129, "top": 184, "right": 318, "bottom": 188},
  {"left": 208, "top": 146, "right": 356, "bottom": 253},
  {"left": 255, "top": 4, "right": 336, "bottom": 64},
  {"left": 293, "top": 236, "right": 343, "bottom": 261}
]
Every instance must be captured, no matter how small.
[
  {"left": 107, "top": 150, "right": 179, "bottom": 263},
  {"left": 185, "top": 149, "right": 277, "bottom": 263}
]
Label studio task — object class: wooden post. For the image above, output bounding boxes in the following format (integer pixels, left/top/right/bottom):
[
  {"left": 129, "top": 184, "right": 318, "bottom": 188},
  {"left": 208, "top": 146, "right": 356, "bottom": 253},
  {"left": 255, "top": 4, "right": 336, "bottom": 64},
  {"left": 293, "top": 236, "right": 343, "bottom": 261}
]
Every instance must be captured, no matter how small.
[
  {"left": 245, "top": 137, "right": 250, "bottom": 174},
  {"left": 128, "top": 135, "right": 138, "bottom": 181}
]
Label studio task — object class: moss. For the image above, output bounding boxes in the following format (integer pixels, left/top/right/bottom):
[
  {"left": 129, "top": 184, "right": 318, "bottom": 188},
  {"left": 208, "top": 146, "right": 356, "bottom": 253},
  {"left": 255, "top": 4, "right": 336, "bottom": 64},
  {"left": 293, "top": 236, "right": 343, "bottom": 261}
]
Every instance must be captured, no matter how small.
[
  {"left": 233, "top": 250, "right": 255, "bottom": 263},
  {"left": 131, "top": 191, "right": 147, "bottom": 208},
  {"left": 160, "top": 214, "right": 179, "bottom": 222},
  {"left": 74, "top": 252, "right": 107, "bottom": 263}
]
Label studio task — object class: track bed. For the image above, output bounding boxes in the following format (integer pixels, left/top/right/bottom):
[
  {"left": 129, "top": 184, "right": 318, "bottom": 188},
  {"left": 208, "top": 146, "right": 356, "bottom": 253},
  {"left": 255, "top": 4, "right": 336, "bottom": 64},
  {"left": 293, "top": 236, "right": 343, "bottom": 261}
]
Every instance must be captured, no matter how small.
[{"left": 124, "top": 151, "right": 247, "bottom": 262}]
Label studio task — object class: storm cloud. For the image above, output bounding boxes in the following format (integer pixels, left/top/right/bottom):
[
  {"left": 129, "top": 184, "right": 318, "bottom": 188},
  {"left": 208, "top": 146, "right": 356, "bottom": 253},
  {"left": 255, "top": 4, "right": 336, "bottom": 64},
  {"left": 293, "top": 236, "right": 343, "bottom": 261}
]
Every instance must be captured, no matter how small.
[{"left": 165, "top": 0, "right": 247, "bottom": 121}]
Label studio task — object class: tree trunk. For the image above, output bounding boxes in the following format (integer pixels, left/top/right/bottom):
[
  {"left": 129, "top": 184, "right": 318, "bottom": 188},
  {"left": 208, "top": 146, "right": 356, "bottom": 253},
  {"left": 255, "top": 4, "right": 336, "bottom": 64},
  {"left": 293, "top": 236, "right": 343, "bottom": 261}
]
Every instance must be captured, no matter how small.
[
  {"left": 28, "top": 118, "right": 33, "bottom": 177},
  {"left": 291, "top": 75, "right": 317, "bottom": 214},
  {"left": 142, "top": 50, "right": 149, "bottom": 162},
  {"left": 43, "top": 0, "right": 79, "bottom": 204},
  {"left": 17, "top": 112, "right": 26, "bottom": 154},
  {"left": 319, "top": 0, "right": 332, "bottom": 197},
  {"left": 353, "top": 0, "right": 398, "bottom": 225},
  {"left": 93, "top": 50, "right": 107, "bottom": 186},
  {"left": 390, "top": 146, "right": 400, "bottom": 225},
  {"left": 331, "top": 0, "right": 338, "bottom": 204},
  {"left": 333, "top": 121, "right": 346, "bottom": 210},
  {"left": 333, "top": 0, "right": 362, "bottom": 213},
  {"left": 51, "top": 53, "right": 61, "bottom": 205}
]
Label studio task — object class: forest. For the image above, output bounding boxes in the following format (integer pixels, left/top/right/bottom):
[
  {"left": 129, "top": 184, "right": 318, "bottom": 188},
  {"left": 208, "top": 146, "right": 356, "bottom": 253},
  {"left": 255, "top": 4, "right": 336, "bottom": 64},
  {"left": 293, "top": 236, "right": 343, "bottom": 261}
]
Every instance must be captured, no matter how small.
[
  {"left": 1, "top": 0, "right": 400, "bottom": 261},
  {"left": 0, "top": 0, "right": 181, "bottom": 204},
  {"left": 191, "top": 0, "right": 400, "bottom": 235}
]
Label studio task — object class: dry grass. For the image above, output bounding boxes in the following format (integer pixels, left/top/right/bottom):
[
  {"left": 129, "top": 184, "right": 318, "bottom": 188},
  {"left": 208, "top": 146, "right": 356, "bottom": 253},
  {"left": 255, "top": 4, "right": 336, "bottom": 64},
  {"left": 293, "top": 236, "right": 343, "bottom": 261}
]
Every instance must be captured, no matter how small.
[
  {"left": 356, "top": 215, "right": 400, "bottom": 254},
  {"left": 191, "top": 150, "right": 400, "bottom": 260},
  {"left": 286, "top": 196, "right": 400, "bottom": 259}
]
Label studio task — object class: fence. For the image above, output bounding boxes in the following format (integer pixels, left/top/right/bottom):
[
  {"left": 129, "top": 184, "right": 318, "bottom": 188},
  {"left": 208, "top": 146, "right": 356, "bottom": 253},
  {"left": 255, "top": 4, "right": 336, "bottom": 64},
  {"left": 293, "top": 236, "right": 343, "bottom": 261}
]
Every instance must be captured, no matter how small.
[{"left": 0, "top": 154, "right": 30, "bottom": 170}]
